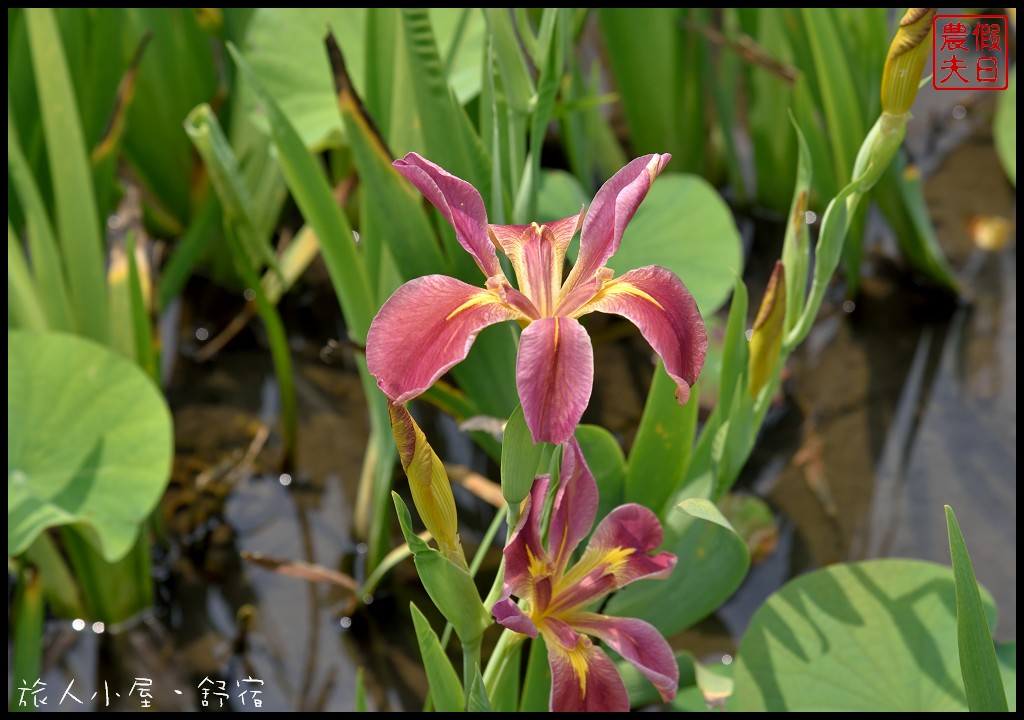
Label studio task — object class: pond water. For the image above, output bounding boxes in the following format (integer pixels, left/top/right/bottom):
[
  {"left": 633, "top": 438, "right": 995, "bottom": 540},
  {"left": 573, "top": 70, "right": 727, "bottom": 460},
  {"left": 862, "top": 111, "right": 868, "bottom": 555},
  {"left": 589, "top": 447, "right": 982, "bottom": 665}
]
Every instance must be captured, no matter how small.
[{"left": 27, "top": 95, "right": 1014, "bottom": 711}]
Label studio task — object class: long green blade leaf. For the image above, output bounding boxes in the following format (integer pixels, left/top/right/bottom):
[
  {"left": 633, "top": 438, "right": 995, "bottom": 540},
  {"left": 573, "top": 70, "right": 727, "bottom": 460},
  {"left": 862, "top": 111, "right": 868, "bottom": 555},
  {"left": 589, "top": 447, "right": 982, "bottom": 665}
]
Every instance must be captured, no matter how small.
[
  {"left": 8, "top": 111, "right": 73, "bottom": 331},
  {"left": 10, "top": 568, "right": 44, "bottom": 713},
  {"left": 501, "top": 404, "right": 553, "bottom": 506},
  {"left": 8, "top": 221, "right": 49, "bottom": 332},
  {"left": 410, "top": 602, "right": 466, "bottom": 712},
  {"left": 627, "top": 361, "right": 698, "bottom": 514},
  {"left": 24, "top": 8, "right": 108, "bottom": 343},
  {"left": 229, "top": 43, "right": 376, "bottom": 341},
  {"left": 945, "top": 505, "right": 1009, "bottom": 712}
]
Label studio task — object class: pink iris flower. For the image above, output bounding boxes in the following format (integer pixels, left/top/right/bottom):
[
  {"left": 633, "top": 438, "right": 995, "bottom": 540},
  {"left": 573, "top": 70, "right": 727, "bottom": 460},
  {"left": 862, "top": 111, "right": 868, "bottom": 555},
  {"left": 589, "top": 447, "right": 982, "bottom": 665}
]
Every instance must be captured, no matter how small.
[
  {"left": 492, "top": 439, "right": 678, "bottom": 712},
  {"left": 366, "top": 152, "right": 707, "bottom": 445}
]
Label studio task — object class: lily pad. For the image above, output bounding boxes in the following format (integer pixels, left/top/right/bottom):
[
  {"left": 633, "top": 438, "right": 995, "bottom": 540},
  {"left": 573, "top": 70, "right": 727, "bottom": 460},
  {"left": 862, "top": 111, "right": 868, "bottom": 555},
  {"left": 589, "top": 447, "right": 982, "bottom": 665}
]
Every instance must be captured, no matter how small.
[
  {"left": 733, "top": 559, "right": 1012, "bottom": 711},
  {"left": 8, "top": 330, "right": 173, "bottom": 562}
]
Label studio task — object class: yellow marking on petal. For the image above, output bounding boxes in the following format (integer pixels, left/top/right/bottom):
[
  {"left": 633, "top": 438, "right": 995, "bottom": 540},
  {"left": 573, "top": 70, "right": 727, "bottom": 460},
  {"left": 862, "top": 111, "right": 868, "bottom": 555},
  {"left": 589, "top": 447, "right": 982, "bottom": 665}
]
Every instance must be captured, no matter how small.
[
  {"left": 557, "top": 544, "right": 637, "bottom": 593},
  {"left": 444, "top": 292, "right": 500, "bottom": 322},
  {"left": 566, "top": 644, "right": 589, "bottom": 697},
  {"left": 545, "top": 633, "right": 591, "bottom": 697},
  {"left": 601, "top": 546, "right": 636, "bottom": 578},
  {"left": 572, "top": 280, "right": 664, "bottom": 319},
  {"left": 525, "top": 545, "right": 548, "bottom": 579}
]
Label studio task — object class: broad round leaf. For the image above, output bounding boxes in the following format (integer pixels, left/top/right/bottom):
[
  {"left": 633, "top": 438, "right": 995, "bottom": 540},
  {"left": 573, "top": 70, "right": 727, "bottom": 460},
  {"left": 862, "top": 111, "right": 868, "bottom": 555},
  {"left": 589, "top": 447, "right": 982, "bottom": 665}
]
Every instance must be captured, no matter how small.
[
  {"left": 733, "top": 559, "right": 1006, "bottom": 711},
  {"left": 8, "top": 331, "right": 173, "bottom": 562}
]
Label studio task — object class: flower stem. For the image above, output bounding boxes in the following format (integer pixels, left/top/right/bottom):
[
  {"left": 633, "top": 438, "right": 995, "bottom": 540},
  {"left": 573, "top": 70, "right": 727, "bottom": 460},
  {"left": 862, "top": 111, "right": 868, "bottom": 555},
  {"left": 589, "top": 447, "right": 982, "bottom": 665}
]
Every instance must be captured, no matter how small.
[{"left": 482, "top": 627, "right": 526, "bottom": 697}]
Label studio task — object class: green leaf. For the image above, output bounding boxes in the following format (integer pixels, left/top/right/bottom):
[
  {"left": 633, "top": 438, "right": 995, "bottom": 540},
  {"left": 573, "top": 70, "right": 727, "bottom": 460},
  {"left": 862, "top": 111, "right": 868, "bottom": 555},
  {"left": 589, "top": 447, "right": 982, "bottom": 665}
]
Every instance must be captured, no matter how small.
[
  {"left": 574, "top": 424, "right": 627, "bottom": 523},
  {"left": 410, "top": 602, "right": 466, "bottom": 713},
  {"left": 184, "top": 102, "right": 298, "bottom": 464},
  {"left": 8, "top": 114, "right": 73, "bottom": 332},
  {"left": 25, "top": 8, "right": 108, "bottom": 343},
  {"left": 733, "top": 559, "right": 1001, "bottom": 711},
  {"left": 619, "top": 649, "right": 696, "bottom": 707},
  {"left": 122, "top": 8, "right": 217, "bottom": 227},
  {"left": 945, "top": 505, "right": 1009, "bottom": 711},
  {"left": 392, "top": 493, "right": 490, "bottom": 644},
  {"left": 355, "top": 667, "right": 368, "bottom": 712},
  {"left": 22, "top": 533, "right": 85, "bottom": 619},
  {"left": 487, "top": 640, "right": 523, "bottom": 712},
  {"left": 560, "top": 55, "right": 628, "bottom": 188},
  {"left": 512, "top": 8, "right": 564, "bottom": 223},
  {"left": 799, "top": 9, "right": 863, "bottom": 191},
  {"left": 241, "top": 9, "right": 485, "bottom": 152},
  {"left": 435, "top": 9, "right": 487, "bottom": 106},
  {"left": 156, "top": 193, "right": 220, "bottom": 310},
  {"left": 780, "top": 118, "right": 812, "bottom": 335},
  {"left": 8, "top": 330, "right": 173, "bottom": 561},
  {"left": 10, "top": 568, "right": 44, "bottom": 713},
  {"left": 8, "top": 223, "right": 49, "bottom": 333},
  {"left": 739, "top": 9, "right": 799, "bottom": 213},
  {"left": 519, "top": 635, "right": 551, "bottom": 712},
  {"left": 798, "top": 8, "right": 869, "bottom": 292},
  {"left": 995, "top": 66, "right": 1015, "bottom": 186},
  {"left": 363, "top": 8, "right": 398, "bottom": 131},
  {"left": 604, "top": 490, "right": 750, "bottom": 636},
  {"left": 184, "top": 104, "right": 280, "bottom": 275},
  {"left": 482, "top": 9, "right": 534, "bottom": 115},
  {"left": 229, "top": 43, "right": 376, "bottom": 342},
  {"left": 576, "top": 173, "right": 742, "bottom": 316},
  {"left": 718, "top": 276, "right": 749, "bottom": 416},
  {"left": 241, "top": 9, "right": 365, "bottom": 151},
  {"left": 241, "top": 9, "right": 366, "bottom": 149},
  {"left": 465, "top": 663, "right": 492, "bottom": 712},
  {"left": 598, "top": 8, "right": 704, "bottom": 174},
  {"left": 626, "top": 361, "right": 698, "bottom": 514},
  {"left": 536, "top": 169, "right": 588, "bottom": 224},
  {"left": 501, "top": 405, "right": 553, "bottom": 506},
  {"left": 333, "top": 45, "right": 448, "bottom": 285},
  {"left": 356, "top": 378, "right": 397, "bottom": 571},
  {"left": 997, "top": 643, "right": 1016, "bottom": 711},
  {"left": 786, "top": 174, "right": 864, "bottom": 348},
  {"left": 396, "top": 9, "right": 490, "bottom": 190}
]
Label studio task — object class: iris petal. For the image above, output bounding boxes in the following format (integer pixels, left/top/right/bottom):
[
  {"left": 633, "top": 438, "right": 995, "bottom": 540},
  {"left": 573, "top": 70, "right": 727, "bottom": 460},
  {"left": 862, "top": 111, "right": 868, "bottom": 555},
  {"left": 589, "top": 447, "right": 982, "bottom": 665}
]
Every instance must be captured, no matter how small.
[
  {"left": 367, "top": 274, "right": 523, "bottom": 404},
  {"left": 563, "top": 154, "right": 670, "bottom": 294},
  {"left": 582, "top": 503, "right": 677, "bottom": 586},
  {"left": 571, "top": 612, "right": 679, "bottom": 703},
  {"left": 547, "top": 635, "right": 630, "bottom": 712},
  {"left": 492, "top": 594, "right": 539, "bottom": 638},
  {"left": 548, "top": 439, "right": 599, "bottom": 574},
  {"left": 502, "top": 476, "right": 551, "bottom": 598},
  {"left": 393, "top": 153, "right": 502, "bottom": 278},
  {"left": 516, "top": 317, "right": 594, "bottom": 445},
  {"left": 574, "top": 265, "right": 706, "bottom": 406}
]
